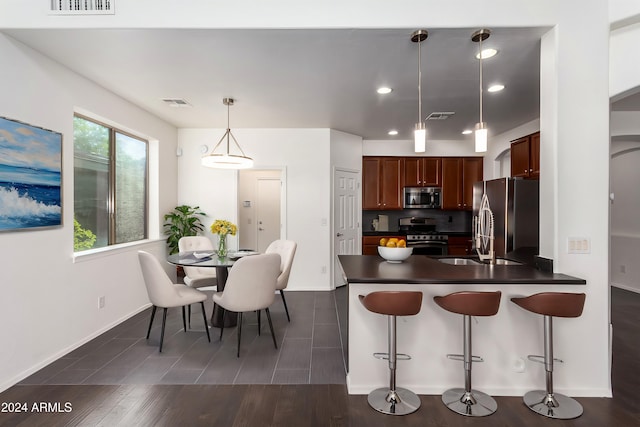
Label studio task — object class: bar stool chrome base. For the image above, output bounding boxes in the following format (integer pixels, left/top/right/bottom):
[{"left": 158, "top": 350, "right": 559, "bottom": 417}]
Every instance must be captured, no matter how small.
[
  {"left": 442, "top": 388, "right": 497, "bottom": 417},
  {"left": 523, "top": 390, "right": 583, "bottom": 419},
  {"left": 368, "top": 387, "right": 421, "bottom": 416}
]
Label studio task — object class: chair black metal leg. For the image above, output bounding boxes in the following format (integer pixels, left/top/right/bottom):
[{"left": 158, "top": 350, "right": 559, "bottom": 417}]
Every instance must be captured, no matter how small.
[
  {"left": 219, "top": 308, "right": 226, "bottom": 341},
  {"left": 257, "top": 310, "right": 261, "bottom": 335},
  {"left": 188, "top": 304, "right": 192, "bottom": 328},
  {"left": 265, "top": 308, "right": 278, "bottom": 349},
  {"left": 182, "top": 306, "right": 187, "bottom": 332},
  {"left": 146, "top": 305, "right": 157, "bottom": 339},
  {"left": 280, "top": 290, "right": 291, "bottom": 322},
  {"left": 159, "top": 308, "right": 168, "bottom": 352},
  {"left": 200, "top": 302, "right": 211, "bottom": 342},
  {"left": 237, "top": 312, "right": 243, "bottom": 358}
]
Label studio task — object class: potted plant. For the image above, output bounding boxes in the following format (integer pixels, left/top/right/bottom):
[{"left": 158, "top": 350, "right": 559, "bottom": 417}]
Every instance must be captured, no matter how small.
[{"left": 163, "top": 205, "right": 207, "bottom": 254}]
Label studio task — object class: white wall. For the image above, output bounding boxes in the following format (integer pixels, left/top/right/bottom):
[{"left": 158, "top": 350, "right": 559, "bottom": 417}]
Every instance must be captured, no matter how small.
[
  {"left": 0, "top": 34, "right": 178, "bottom": 391},
  {"left": 363, "top": 138, "right": 478, "bottom": 157},
  {"left": 178, "top": 128, "right": 332, "bottom": 291}
]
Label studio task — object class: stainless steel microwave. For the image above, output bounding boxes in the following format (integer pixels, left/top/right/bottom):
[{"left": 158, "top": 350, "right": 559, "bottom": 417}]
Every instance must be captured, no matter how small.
[{"left": 404, "top": 187, "right": 442, "bottom": 209}]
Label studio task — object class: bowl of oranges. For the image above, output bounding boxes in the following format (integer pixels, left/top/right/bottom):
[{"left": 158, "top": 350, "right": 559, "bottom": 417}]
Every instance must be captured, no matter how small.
[{"left": 377, "top": 237, "right": 413, "bottom": 263}]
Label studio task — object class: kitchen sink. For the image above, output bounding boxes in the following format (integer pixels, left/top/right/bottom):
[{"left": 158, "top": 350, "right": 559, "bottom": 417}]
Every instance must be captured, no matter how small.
[
  {"left": 438, "top": 258, "right": 482, "bottom": 265},
  {"left": 493, "top": 259, "right": 523, "bottom": 265}
]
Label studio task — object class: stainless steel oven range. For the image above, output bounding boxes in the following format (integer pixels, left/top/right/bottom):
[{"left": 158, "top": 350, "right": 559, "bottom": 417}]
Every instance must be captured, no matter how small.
[{"left": 398, "top": 217, "right": 448, "bottom": 256}]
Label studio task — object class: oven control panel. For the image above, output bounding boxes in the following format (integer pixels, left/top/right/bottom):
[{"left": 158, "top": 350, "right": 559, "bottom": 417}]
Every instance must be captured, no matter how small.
[{"left": 407, "top": 234, "right": 448, "bottom": 242}]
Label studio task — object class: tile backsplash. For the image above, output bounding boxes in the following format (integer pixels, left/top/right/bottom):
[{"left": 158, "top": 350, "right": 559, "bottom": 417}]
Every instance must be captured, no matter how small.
[{"left": 363, "top": 209, "right": 472, "bottom": 233}]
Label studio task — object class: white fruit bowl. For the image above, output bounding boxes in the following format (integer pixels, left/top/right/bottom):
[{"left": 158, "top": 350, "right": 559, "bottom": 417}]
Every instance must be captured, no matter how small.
[{"left": 378, "top": 246, "right": 413, "bottom": 263}]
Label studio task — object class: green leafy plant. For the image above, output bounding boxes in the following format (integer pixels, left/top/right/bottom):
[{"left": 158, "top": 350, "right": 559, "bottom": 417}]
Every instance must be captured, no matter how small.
[
  {"left": 74, "top": 218, "right": 97, "bottom": 251},
  {"left": 163, "top": 205, "right": 207, "bottom": 254}
]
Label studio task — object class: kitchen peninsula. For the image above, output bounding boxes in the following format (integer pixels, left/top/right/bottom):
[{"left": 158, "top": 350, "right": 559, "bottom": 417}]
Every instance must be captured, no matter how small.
[{"left": 338, "top": 255, "right": 587, "bottom": 397}]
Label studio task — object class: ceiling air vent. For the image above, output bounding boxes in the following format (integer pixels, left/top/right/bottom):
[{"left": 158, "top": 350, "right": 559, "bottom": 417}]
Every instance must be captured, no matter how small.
[
  {"left": 426, "top": 112, "right": 455, "bottom": 120},
  {"left": 162, "top": 98, "right": 192, "bottom": 108},
  {"left": 50, "top": 0, "right": 114, "bottom": 15}
]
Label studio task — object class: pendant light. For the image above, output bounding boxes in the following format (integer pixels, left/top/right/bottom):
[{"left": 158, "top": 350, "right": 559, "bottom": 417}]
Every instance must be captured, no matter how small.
[
  {"left": 411, "top": 29, "right": 428, "bottom": 153},
  {"left": 201, "top": 98, "right": 254, "bottom": 169},
  {"left": 472, "top": 29, "right": 490, "bottom": 153}
]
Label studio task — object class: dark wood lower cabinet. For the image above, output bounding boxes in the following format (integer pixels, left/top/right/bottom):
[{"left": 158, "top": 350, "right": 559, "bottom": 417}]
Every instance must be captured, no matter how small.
[{"left": 447, "top": 235, "right": 473, "bottom": 256}]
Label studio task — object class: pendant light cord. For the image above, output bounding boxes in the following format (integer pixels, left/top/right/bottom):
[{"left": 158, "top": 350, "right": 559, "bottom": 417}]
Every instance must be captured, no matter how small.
[
  {"left": 479, "top": 36, "right": 483, "bottom": 124},
  {"left": 225, "top": 101, "right": 231, "bottom": 153},
  {"left": 418, "top": 38, "right": 422, "bottom": 123}
]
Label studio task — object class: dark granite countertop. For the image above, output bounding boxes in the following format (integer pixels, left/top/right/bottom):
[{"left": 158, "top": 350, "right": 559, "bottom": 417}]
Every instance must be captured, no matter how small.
[
  {"left": 363, "top": 231, "right": 406, "bottom": 236},
  {"left": 338, "top": 255, "right": 585, "bottom": 285},
  {"left": 362, "top": 231, "right": 471, "bottom": 236}
]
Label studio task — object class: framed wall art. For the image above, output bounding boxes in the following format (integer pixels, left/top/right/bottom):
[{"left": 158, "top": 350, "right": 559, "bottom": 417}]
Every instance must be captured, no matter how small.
[{"left": 0, "top": 116, "right": 62, "bottom": 231}]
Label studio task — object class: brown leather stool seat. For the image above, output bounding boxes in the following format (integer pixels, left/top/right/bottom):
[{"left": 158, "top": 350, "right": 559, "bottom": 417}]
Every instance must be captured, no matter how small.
[
  {"left": 433, "top": 291, "right": 501, "bottom": 417},
  {"left": 433, "top": 291, "right": 501, "bottom": 317},
  {"left": 511, "top": 292, "right": 586, "bottom": 420},
  {"left": 359, "top": 291, "right": 423, "bottom": 416}
]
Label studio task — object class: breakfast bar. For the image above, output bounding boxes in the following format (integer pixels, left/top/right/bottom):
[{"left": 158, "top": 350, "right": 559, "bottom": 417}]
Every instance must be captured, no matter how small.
[{"left": 338, "top": 254, "right": 587, "bottom": 397}]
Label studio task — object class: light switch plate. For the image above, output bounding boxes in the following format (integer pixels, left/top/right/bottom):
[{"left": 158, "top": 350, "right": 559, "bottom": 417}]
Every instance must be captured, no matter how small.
[{"left": 567, "top": 237, "right": 590, "bottom": 254}]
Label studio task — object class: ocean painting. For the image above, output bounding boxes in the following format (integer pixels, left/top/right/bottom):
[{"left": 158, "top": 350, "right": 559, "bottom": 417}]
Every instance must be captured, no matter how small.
[{"left": 0, "top": 117, "right": 62, "bottom": 231}]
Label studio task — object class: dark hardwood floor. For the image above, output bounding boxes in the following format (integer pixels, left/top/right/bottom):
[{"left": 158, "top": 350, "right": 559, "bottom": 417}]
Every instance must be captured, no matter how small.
[{"left": 1, "top": 287, "right": 639, "bottom": 426}]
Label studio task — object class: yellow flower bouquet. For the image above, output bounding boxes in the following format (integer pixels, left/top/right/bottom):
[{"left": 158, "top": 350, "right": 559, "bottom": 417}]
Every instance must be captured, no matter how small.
[
  {"left": 210, "top": 219, "right": 237, "bottom": 236},
  {"left": 210, "top": 219, "right": 237, "bottom": 257}
]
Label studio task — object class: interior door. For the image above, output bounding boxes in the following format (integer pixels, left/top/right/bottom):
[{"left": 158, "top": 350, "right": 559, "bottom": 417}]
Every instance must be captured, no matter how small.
[
  {"left": 334, "top": 169, "right": 359, "bottom": 288},
  {"left": 256, "top": 178, "right": 281, "bottom": 253}
]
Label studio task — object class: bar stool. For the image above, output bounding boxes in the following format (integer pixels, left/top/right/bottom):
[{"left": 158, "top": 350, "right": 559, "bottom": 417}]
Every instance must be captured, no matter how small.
[
  {"left": 359, "top": 291, "right": 423, "bottom": 416},
  {"left": 433, "top": 291, "right": 502, "bottom": 417},
  {"left": 511, "top": 292, "right": 586, "bottom": 420}
]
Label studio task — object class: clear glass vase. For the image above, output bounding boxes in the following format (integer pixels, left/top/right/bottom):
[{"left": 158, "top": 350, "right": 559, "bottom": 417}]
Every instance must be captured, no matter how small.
[{"left": 217, "top": 233, "right": 228, "bottom": 258}]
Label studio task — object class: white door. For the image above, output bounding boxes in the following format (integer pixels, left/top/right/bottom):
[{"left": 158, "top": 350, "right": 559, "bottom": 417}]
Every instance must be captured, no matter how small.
[
  {"left": 333, "top": 169, "right": 359, "bottom": 287},
  {"left": 257, "top": 178, "right": 281, "bottom": 253}
]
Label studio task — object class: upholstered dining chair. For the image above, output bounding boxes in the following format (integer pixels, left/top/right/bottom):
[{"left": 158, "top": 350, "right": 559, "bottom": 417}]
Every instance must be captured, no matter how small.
[
  {"left": 138, "top": 251, "right": 211, "bottom": 352},
  {"left": 265, "top": 240, "right": 297, "bottom": 322},
  {"left": 178, "top": 236, "right": 218, "bottom": 288},
  {"left": 178, "top": 236, "right": 218, "bottom": 326},
  {"left": 213, "top": 253, "right": 281, "bottom": 357}
]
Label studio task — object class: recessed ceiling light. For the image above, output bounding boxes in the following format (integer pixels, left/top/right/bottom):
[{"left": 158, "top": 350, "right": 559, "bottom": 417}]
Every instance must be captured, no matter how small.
[
  {"left": 475, "top": 48, "right": 498, "bottom": 60},
  {"left": 488, "top": 84, "right": 505, "bottom": 92},
  {"left": 462, "top": 130, "right": 473, "bottom": 135},
  {"left": 388, "top": 130, "right": 398, "bottom": 136},
  {"left": 377, "top": 87, "right": 393, "bottom": 94}
]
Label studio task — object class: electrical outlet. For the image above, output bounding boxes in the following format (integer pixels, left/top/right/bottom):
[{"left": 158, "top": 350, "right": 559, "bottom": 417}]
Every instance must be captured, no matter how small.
[{"left": 99, "top": 296, "right": 105, "bottom": 309}]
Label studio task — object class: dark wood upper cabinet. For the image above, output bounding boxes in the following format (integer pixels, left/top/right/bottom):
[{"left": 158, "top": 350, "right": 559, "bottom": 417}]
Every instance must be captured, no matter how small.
[
  {"left": 441, "top": 157, "right": 483, "bottom": 211},
  {"left": 511, "top": 131, "right": 540, "bottom": 179},
  {"left": 404, "top": 157, "right": 442, "bottom": 187},
  {"left": 362, "top": 157, "right": 403, "bottom": 210}
]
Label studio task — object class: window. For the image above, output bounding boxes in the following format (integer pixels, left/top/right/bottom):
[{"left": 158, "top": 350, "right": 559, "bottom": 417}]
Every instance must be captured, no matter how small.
[{"left": 73, "top": 115, "right": 148, "bottom": 251}]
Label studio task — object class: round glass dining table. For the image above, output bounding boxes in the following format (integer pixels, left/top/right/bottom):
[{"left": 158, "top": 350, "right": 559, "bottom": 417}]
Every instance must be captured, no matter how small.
[{"left": 167, "top": 251, "right": 237, "bottom": 328}]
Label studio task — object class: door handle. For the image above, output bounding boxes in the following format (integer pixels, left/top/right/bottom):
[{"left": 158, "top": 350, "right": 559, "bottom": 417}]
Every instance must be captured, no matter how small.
[
  {"left": 336, "top": 233, "right": 343, "bottom": 237},
  {"left": 258, "top": 227, "right": 264, "bottom": 231}
]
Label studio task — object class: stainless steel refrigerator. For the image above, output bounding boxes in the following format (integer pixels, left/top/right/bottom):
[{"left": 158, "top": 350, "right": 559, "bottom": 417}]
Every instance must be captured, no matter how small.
[{"left": 472, "top": 178, "right": 539, "bottom": 258}]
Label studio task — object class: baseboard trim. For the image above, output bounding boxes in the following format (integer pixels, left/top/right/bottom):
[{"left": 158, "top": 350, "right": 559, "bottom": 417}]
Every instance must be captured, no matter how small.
[{"left": 0, "top": 303, "right": 151, "bottom": 393}]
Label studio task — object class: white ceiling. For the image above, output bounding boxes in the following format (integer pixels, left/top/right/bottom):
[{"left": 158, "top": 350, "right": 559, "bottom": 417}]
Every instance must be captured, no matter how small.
[{"left": 3, "top": 27, "right": 551, "bottom": 141}]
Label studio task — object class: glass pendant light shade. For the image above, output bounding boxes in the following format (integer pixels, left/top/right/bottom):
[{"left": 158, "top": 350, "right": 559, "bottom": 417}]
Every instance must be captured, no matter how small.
[
  {"left": 201, "top": 152, "right": 254, "bottom": 169},
  {"left": 414, "top": 122, "right": 426, "bottom": 153},
  {"left": 475, "top": 122, "right": 488, "bottom": 153},
  {"left": 411, "top": 29, "right": 428, "bottom": 153},
  {"left": 472, "top": 29, "right": 491, "bottom": 154},
  {"left": 201, "top": 98, "right": 254, "bottom": 169}
]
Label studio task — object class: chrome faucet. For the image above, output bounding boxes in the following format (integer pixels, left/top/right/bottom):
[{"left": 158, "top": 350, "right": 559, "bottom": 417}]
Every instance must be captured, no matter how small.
[{"left": 475, "top": 194, "right": 495, "bottom": 264}]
